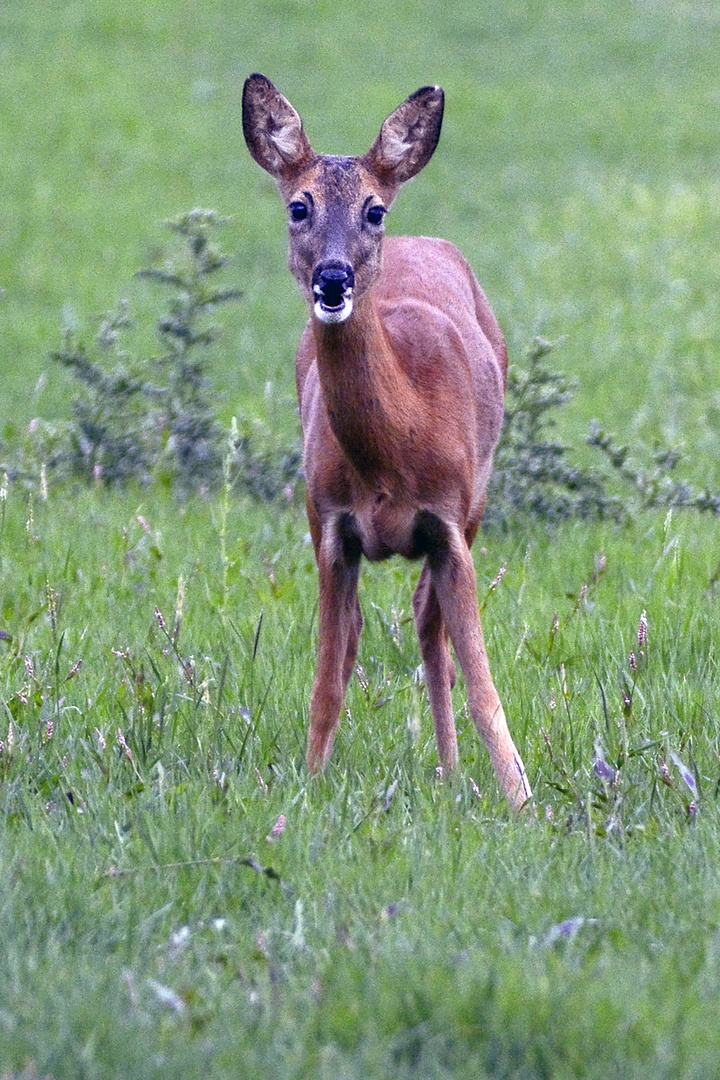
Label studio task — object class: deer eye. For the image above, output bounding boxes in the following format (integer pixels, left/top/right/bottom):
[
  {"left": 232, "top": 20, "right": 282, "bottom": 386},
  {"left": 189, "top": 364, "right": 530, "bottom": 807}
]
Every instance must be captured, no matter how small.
[
  {"left": 366, "top": 205, "right": 386, "bottom": 226},
  {"left": 289, "top": 201, "right": 308, "bottom": 222}
]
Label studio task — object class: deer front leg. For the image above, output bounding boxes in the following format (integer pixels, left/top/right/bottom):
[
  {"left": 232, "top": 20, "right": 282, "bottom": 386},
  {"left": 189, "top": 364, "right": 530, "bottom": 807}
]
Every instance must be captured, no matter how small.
[
  {"left": 429, "top": 525, "right": 532, "bottom": 811},
  {"left": 413, "top": 563, "right": 458, "bottom": 771},
  {"left": 307, "top": 524, "right": 362, "bottom": 774}
]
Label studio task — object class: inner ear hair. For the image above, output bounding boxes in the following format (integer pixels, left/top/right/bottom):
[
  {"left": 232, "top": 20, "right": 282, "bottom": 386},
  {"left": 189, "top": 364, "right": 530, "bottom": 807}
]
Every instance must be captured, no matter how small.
[
  {"left": 363, "top": 85, "right": 444, "bottom": 186},
  {"left": 242, "top": 74, "right": 315, "bottom": 179}
]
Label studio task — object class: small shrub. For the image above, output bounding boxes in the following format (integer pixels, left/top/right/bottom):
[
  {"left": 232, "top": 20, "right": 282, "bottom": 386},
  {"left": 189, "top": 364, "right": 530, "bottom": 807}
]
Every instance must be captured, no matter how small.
[
  {"left": 52, "top": 210, "right": 238, "bottom": 492},
  {"left": 1, "top": 211, "right": 302, "bottom": 499},
  {"left": 487, "top": 337, "right": 720, "bottom": 529},
  {"left": 587, "top": 423, "right": 720, "bottom": 515},
  {"left": 487, "top": 338, "right": 622, "bottom": 528},
  {"left": 229, "top": 418, "right": 302, "bottom": 502}
]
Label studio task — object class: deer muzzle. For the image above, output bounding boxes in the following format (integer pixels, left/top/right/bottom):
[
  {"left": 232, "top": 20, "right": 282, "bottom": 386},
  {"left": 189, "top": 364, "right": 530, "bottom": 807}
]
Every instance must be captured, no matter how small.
[{"left": 312, "top": 263, "right": 355, "bottom": 324}]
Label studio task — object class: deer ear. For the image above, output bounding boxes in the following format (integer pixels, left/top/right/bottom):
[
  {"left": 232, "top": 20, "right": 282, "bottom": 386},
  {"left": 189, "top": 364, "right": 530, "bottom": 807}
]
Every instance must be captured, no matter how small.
[
  {"left": 243, "top": 74, "right": 315, "bottom": 180},
  {"left": 363, "top": 86, "right": 444, "bottom": 188}
]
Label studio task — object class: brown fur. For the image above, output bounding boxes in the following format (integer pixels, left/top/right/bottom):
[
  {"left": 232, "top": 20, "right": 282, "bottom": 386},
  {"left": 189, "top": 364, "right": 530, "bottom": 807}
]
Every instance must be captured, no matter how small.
[{"left": 243, "top": 74, "right": 531, "bottom": 809}]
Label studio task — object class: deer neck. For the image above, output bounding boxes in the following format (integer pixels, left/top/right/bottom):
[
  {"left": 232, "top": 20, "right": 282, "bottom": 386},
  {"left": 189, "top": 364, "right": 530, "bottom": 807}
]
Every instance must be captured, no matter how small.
[{"left": 312, "top": 293, "right": 419, "bottom": 484}]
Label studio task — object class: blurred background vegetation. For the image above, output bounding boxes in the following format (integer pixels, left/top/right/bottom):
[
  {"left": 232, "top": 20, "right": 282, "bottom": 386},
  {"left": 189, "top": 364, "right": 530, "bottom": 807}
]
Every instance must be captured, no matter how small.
[{"left": 1, "top": 0, "right": 719, "bottom": 481}]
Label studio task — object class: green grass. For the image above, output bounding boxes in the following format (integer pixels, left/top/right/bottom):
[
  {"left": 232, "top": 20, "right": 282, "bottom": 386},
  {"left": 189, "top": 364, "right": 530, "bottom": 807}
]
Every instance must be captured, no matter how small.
[
  {"left": 2, "top": 490, "right": 720, "bottom": 1077},
  {"left": 2, "top": 0, "right": 720, "bottom": 1076}
]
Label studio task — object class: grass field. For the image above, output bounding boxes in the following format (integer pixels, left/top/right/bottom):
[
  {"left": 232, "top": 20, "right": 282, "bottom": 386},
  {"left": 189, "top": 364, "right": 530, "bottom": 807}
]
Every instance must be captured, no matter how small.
[{"left": 2, "top": 1, "right": 720, "bottom": 1076}]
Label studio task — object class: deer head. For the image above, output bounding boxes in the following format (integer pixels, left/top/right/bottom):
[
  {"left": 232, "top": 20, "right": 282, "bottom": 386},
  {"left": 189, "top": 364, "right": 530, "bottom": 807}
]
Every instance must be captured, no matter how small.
[{"left": 242, "top": 74, "right": 444, "bottom": 324}]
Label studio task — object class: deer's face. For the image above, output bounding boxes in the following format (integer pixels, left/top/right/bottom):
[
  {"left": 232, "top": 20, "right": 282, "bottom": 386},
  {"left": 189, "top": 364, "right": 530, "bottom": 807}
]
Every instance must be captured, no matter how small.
[
  {"left": 282, "top": 157, "right": 388, "bottom": 324},
  {"left": 242, "top": 74, "right": 444, "bottom": 324}
]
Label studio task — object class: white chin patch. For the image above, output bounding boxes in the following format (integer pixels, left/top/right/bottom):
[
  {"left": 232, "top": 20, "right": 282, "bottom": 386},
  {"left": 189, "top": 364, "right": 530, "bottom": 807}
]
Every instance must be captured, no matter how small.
[{"left": 313, "top": 294, "right": 353, "bottom": 325}]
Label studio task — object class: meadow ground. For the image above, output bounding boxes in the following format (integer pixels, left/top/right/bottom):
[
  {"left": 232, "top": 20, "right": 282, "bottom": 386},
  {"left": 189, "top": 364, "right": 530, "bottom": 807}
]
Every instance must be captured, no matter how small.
[{"left": 2, "top": 1, "right": 720, "bottom": 1076}]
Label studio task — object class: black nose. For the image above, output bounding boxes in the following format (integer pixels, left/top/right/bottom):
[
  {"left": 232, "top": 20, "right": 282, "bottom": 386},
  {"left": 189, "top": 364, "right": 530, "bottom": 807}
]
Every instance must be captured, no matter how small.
[{"left": 312, "top": 263, "right": 355, "bottom": 307}]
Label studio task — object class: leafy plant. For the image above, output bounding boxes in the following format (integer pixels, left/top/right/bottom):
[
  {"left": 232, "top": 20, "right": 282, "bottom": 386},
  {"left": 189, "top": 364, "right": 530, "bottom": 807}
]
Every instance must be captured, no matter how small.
[
  {"left": 1, "top": 211, "right": 304, "bottom": 499},
  {"left": 487, "top": 338, "right": 623, "bottom": 528},
  {"left": 487, "top": 338, "right": 720, "bottom": 529},
  {"left": 50, "top": 210, "right": 238, "bottom": 491},
  {"left": 587, "top": 424, "right": 720, "bottom": 515}
]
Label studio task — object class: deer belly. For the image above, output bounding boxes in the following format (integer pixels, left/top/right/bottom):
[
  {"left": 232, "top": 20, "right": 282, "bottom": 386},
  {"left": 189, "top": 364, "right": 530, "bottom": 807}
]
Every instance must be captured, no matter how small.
[{"left": 346, "top": 497, "right": 429, "bottom": 562}]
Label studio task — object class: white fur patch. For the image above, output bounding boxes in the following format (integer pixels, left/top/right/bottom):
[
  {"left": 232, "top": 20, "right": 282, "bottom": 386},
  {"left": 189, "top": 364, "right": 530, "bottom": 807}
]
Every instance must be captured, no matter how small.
[
  {"left": 270, "top": 119, "right": 302, "bottom": 158},
  {"left": 382, "top": 125, "right": 412, "bottom": 165},
  {"left": 314, "top": 296, "right": 354, "bottom": 324}
]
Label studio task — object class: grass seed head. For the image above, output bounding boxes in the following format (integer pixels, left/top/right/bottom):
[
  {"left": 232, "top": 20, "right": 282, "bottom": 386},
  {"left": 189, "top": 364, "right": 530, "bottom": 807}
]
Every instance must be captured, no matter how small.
[
  {"left": 173, "top": 574, "right": 186, "bottom": 644},
  {"left": 117, "top": 728, "right": 134, "bottom": 763},
  {"left": 266, "top": 814, "right": 286, "bottom": 841},
  {"left": 638, "top": 610, "right": 648, "bottom": 654},
  {"left": 66, "top": 658, "right": 83, "bottom": 681},
  {"left": 46, "top": 586, "right": 58, "bottom": 634},
  {"left": 489, "top": 564, "right": 507, "bottom": 591}
]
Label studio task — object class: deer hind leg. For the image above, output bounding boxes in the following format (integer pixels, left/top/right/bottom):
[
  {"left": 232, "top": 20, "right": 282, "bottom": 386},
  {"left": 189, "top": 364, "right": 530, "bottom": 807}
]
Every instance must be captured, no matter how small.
[
  {"left": 413, "top": 563, "right": 458, "bottom": 770},
  {"left": 428, "top": 522, "right": 532, "bottom": 811},
  {"left": 307, "top": 521, "right": 362, "bottom": 774}
]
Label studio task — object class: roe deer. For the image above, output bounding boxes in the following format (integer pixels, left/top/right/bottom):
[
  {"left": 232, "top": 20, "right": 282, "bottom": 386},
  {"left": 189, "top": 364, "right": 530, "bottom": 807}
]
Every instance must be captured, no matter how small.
[{"left": 242, "top": 74, "right": 532, "bottom": 810}]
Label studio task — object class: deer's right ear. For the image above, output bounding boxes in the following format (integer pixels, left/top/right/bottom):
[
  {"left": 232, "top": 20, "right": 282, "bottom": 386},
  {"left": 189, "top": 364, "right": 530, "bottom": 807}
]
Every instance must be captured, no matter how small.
[{"left": 242, "top": 74, "right": 315, "bottom": 180}]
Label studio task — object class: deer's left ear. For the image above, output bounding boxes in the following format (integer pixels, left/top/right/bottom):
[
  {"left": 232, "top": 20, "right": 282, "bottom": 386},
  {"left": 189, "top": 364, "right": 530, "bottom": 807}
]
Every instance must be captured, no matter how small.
[
  {"left": 363, "top": 86, "right": 444, "bottom": 189},
  {"left": 242, "top": 74, "right": 315, "bottom": 180}
]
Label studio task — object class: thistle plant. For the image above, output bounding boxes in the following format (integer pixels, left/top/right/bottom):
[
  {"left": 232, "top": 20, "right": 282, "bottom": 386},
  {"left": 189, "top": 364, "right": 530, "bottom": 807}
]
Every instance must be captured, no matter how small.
[
  {"left": 487, "top": 338, "right": 623, "bottom": 528},
  {"left": 588, "top": 424, "right": 720, "bottom": 514},
  {"left": 49, "top": 211, "right": 240, "bottom": 491},
  {"left": 135, "top": 210, "right": 243, "bottom": 490},
  {"left": 488, "top": 338, "right": 720, "bottom": 528}
]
